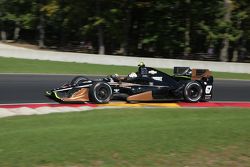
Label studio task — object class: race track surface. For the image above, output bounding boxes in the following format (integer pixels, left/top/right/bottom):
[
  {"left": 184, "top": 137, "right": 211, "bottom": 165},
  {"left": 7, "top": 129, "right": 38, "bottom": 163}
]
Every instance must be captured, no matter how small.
[{"left": 0, "top": 74, "right": 249, "bottom": 104}]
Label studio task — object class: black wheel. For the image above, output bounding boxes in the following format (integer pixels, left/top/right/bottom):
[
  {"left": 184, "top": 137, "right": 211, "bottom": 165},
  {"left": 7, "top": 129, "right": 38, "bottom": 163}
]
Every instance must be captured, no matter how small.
[
  {"left": 183, "top": 81, "right": 203, "bottom": 102},
  {"left": 89, "top": 82, "right": 112, "bottom": 104},
  {"left": 71, "top": 76, "right": 89, "bottom": 86}
]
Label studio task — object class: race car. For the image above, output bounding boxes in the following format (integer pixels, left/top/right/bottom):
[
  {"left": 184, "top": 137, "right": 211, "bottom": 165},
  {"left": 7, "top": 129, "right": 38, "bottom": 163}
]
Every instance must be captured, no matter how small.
[{"left": 46, "top": 63, "right": 213, "bottom": 103}]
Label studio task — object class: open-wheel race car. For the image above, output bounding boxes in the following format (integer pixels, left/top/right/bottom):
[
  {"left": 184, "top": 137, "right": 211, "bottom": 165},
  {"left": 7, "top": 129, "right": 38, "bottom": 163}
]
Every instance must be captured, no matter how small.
[{"left": 46, "top": 63, "right": 213, "bottom": 104}]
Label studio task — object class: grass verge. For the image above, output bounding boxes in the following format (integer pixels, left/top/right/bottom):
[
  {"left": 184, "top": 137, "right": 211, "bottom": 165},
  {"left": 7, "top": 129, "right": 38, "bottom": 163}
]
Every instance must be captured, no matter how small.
[
  {"left": 0, "top": 108, "right": 249, "bottom": 167},
  {"left": 1, "top": 57, "right": 250, "bottom": 80}
]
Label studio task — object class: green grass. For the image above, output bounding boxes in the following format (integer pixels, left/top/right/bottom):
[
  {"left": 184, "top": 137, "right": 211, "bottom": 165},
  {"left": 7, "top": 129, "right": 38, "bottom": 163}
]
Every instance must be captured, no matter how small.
[
  {"left": 0, "top": 108, "right": 250, "bottom": 167},
  {"left": 0, "top": 57, "right": 250, "bottom": 79},
  {"left": 0, "top": 57, "right": 138, "bottom": 75},
  {"left": 213, "top": 71, "right": 250, "bottom": 80}
]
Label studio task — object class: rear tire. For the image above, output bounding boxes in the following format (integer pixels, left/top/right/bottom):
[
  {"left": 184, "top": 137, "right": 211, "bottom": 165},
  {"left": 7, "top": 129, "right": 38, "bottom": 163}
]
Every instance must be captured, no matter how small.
[
  {"left": 89, "top": 82, "right": 112, "bottom": 104},
  {"left": 183, "top": 81, "right": 203, "bottom": 102}
]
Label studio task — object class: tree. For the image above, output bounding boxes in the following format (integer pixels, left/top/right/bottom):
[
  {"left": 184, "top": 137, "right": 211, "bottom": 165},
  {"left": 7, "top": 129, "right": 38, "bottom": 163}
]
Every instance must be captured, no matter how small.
[
  {"left": 184, "top": 0, "right": 191, "bottom": 57},
  {"left": 1, "top": 0, "right": 250, "bottom": 62},
  {"left": 219, "top": 0, "right": 233, "bottom": 61},
  {"left": 36, "top": 0, "right": 60, "bottom": 48},
  {"left": 0, "top": 0, "right": 8, "bottom": 41},
  {"left": 0, "top": 0, "right": 35, "bottom": 41}
]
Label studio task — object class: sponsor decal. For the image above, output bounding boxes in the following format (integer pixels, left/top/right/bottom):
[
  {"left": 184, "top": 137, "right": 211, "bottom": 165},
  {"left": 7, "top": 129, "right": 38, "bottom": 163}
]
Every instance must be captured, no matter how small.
[
  {"left": 114, "top": 89, "right": 120, "bottom": 93},
  {"left": 152, "top": 77, "right": 163, "bottom": 81},
  {"left": 149, "top": 70, "right": 157, "bottom": 75},
  {"left": 205, "top": 85, "right": 213, "bottom": 94}
]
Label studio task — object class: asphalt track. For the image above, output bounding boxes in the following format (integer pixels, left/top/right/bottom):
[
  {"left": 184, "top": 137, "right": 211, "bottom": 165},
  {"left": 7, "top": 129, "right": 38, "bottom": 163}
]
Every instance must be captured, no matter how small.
[{"left": 0, "top": 74, "right": 250, "bottom": 104}]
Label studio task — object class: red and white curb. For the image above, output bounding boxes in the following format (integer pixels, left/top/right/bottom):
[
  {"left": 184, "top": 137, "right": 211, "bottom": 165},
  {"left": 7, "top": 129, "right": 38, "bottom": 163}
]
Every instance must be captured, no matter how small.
[
  {"left": 0, "top": 103, "right": 97, "bottom": 118},
  {"left": 0, "top": 102, "right": 250, "bottom": 118}
]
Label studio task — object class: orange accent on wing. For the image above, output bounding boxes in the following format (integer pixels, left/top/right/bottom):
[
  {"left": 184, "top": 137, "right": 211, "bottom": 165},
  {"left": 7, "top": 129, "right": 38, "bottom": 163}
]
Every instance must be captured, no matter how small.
[
  {"left": 127, "top": 91, "right": 153, "bottom": 101},
  {"left": 191, "top": 69, "right": 212, "bottom": 80},
  {"left": 62, "top": 88, "right": 89, "bottom": 102}
]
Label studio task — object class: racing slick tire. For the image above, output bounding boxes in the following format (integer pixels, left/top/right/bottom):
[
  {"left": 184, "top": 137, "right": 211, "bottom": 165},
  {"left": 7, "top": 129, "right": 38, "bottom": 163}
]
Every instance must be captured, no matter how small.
[
  {"left": 71, "top": 76, "right": 89, "bottom": 86},
  {"left": 183, "top": 81, "right": 203, "bottom": 102},
  {"left": 89, "top": 82, "right": 113, "bottom": 104}
]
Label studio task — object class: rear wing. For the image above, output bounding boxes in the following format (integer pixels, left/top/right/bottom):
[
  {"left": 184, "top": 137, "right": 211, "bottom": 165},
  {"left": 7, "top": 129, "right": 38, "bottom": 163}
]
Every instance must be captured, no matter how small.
[{"left": 174, "top": 67, "right": 212, "bottom": 80}]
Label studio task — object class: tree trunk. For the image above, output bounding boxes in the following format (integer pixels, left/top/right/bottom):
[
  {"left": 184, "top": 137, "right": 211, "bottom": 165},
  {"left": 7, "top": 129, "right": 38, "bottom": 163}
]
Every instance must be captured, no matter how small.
[
  {"left": 184, "top": 0, "right": 191, "bottom": 57},
  {"left": 59, "top": 0, "right": 66, "bottom": 47},
  {"left": 0, "top": 22, "right": 7, "bottom": 41},
  {"left": 98, "top": 25, "right": 105, "bottom": 54},
  {"left": 38, "top": 13, "right": 45, "bottom": 48},
  {"left": 219, "top": 0, "right": 232, "bottom": 62},
  {"left": 220, "top": 39, "right": 229, "bottom": 61},
  {"left": 121, "top": 0, "right": 132, "bottom": 56},
  {"left": 232, "top": 12, "right": 244, "bottom": 62},
  {"left": 232, "top": 49, "right": 238, "bottom": 62},
  {"left": 96, "top": 0, "right": 105, "bottom": 55},
  {"left": 13, "top": 21, "right": 21, "bottom": 41},
  {"left": 1, "top": 30, "right": 7, "bottom": 41},
  {"left": 238, "top": 39, "right": 246, "bottom": 62}
]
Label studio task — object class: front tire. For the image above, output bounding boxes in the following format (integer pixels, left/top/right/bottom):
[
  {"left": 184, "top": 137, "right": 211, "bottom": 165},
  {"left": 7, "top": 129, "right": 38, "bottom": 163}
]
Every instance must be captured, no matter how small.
[
  {"left": 183, "top": 81, "right": 203, "bottom": 102},
  {"left": 89, "top": 82, "right": 112, "bottom": 104},
  {"left": 71, "top": 76, "right": 89, "bottom": 86}
]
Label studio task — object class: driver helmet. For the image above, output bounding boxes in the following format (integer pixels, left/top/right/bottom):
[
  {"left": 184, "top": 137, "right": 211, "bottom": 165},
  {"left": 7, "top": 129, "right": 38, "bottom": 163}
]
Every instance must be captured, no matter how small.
[{"left": 138, "top": 62, "right": 145, "bottom": 67}]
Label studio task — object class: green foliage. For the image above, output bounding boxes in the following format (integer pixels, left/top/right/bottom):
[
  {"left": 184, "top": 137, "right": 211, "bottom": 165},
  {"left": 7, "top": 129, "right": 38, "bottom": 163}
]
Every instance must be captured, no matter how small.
[
  {"left": 41, "top": 0, "right": 59, "bottom": 16},
  {"left": 1, "top": 0, "right": 250, "bottom": 60},
  {"left": 0, "top": 0, "right": 35, "bottom": 28}
]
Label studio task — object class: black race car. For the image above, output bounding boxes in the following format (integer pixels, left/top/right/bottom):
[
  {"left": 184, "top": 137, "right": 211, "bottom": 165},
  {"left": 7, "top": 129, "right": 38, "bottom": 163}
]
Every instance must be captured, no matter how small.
[{"left": 46, "top": 64, "right": 213, "bottom": 103}]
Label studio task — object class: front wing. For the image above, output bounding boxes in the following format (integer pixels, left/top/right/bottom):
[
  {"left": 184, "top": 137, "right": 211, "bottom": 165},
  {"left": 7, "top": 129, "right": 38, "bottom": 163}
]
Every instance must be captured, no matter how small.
[{"left": 46, "top": 88, "right": 90, "bottom": 103}]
